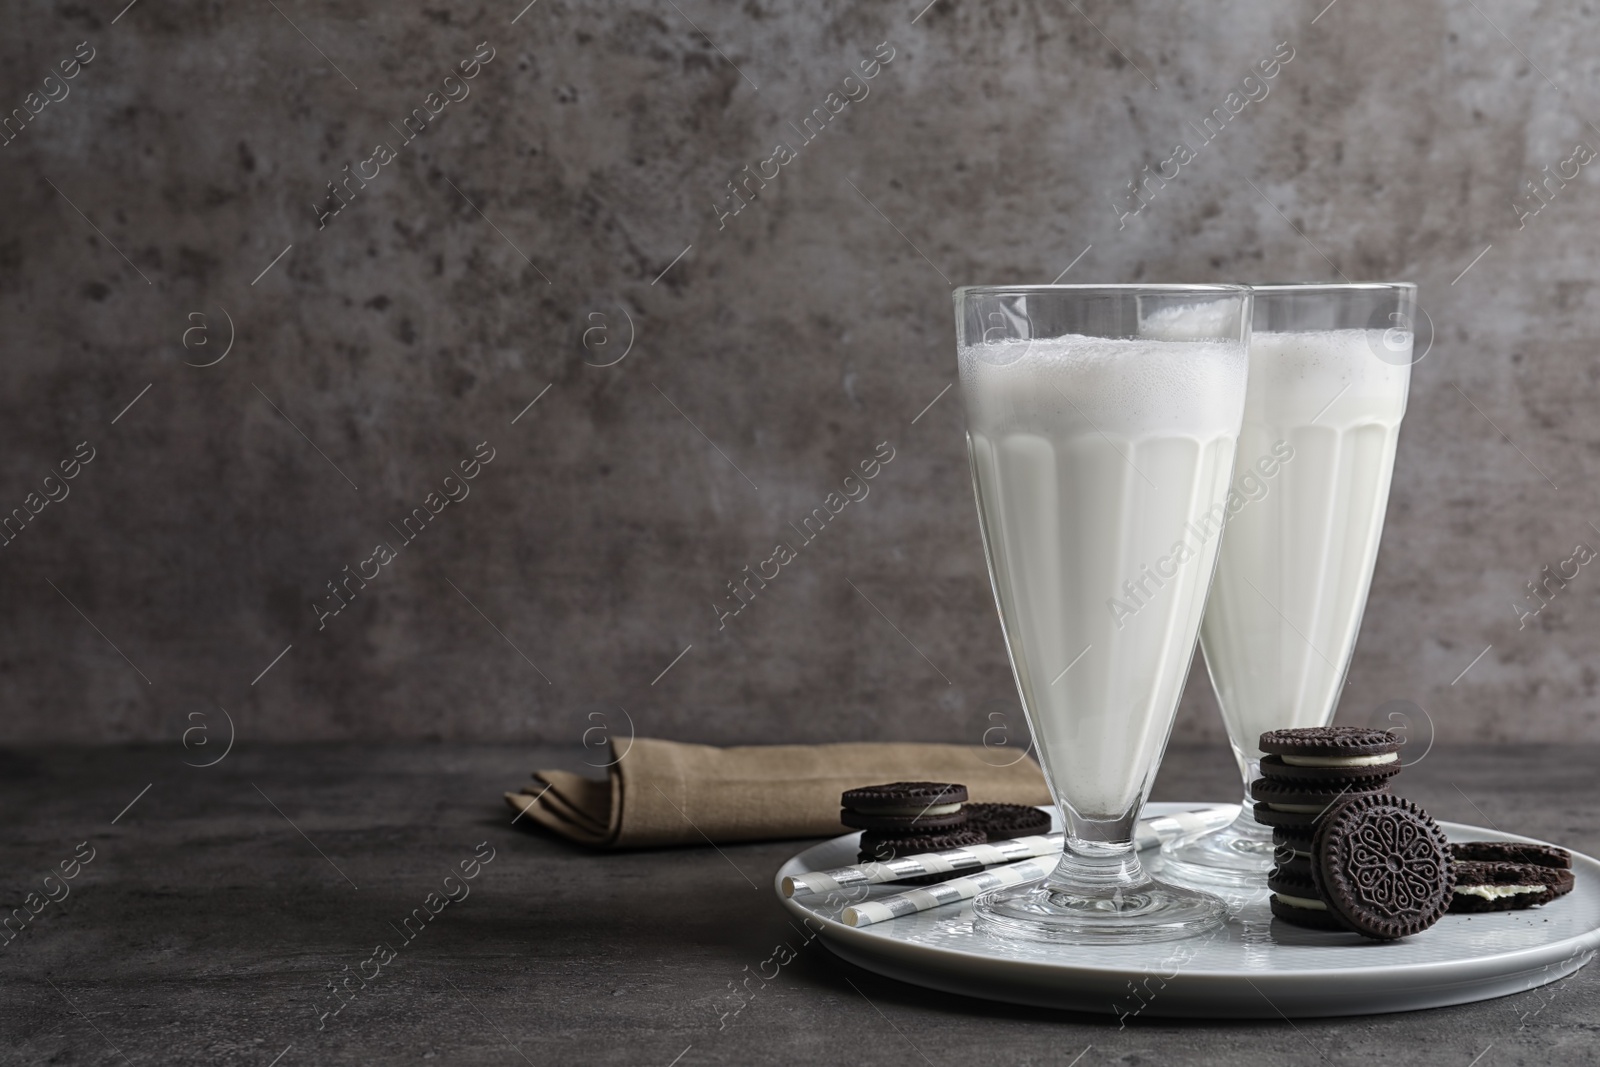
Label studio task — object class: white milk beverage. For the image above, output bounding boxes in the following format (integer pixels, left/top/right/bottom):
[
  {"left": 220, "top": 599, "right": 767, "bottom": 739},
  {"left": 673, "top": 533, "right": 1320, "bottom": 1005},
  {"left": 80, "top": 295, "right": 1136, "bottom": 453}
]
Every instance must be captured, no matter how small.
[
  {"left": 959, "top": 331, "right": 1247, "bottom": 823},
  {"left": 1199, "top": 329, "right": 1411, "bottom": 782}
]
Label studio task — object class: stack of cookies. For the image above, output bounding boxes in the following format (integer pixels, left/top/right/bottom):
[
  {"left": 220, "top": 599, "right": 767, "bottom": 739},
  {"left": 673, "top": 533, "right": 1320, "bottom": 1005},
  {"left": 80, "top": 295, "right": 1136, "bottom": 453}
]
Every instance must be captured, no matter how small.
[
  {"left": 842, "top": 782, "right": 980, "bottom": 863},
  {"left": 1255, "top": 726, "right": 1576, "bottom": 938},
  {"left": 1253, "top": 726, "right": 1453, "bottom": 938},
  {"left": 1254, "top": 725, "right": 1404, "bottom": 886},
  {"left": 840, "top": 781, "right": 1050, "bottom": 866}
]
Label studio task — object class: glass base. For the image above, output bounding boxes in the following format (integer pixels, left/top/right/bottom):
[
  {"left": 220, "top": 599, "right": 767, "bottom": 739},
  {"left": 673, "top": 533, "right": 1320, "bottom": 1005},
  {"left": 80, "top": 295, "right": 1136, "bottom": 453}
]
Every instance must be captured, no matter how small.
[
  {"left": 973, "top": 839, "right": 1227, "bottom": 944},
  {"left": 1154, "top": 801, "right": 1276, "bottom": 889}
]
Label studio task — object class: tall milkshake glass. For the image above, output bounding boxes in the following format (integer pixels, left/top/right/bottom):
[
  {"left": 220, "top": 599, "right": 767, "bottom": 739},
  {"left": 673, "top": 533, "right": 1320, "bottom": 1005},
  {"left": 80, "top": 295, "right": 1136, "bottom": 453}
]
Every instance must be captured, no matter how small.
[
  {"left": 1159, "top": 283, "right": 1415, "bottom": 886},
  {"left": 955, "top": 285, "right": 1249, "bottom": 943}
]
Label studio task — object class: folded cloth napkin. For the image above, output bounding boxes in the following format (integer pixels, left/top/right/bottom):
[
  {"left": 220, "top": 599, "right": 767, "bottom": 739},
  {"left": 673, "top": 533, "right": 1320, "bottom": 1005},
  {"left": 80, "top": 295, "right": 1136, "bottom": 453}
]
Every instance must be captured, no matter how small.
[{"left": 505, "top": 738, "right": 1051, "bottom": 848}]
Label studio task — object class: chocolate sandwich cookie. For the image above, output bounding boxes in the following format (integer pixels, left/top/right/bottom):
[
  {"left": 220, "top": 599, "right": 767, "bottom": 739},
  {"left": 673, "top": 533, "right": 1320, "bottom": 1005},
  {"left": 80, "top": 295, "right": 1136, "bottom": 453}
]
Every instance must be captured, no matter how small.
[
  {"left": 1448, "top": 860, "right": 1575, "bottom": 913},
  {"left": 1450, "top": 841, "right": 1572, "bottom": 870},
  {"left": 840, "top": 782, "right": 969, "bottom": 832},
  {"left": 1274, "top": 832, "right": 1315, "bottom": 872},
  {"left": 1273, "top": 825, "right": 1315, "bottom": 855},
  {"left": 1251, "top": 779, "right": 1384, "bottom": 830},
  {"left": 857, "top": 827, "right": 986, "bottom": 865},
  {"left": 1310, "top": 793, "right": 1453, "bottom": 940},
  {"left": 1259, "top": 753, "right": 1402, "bottom": 786},
  {"left": 1267, "top": 869, "right": 1346, "bottom": 931},
  {"left": 1271, "top": 845, "right": 1313, "bottom": 883},
  {"left": 1253, "top": 801, "right": 1326, "bottom": 830},
  {"left": 1259, "top": 726, "right": 1402, "bottom": 774},
  {"left": 1251, "top": 778, "right": 1387, "bottom": 809},
  {"left": 964, "top": 802, "right": 1051, "bottom": 841}
]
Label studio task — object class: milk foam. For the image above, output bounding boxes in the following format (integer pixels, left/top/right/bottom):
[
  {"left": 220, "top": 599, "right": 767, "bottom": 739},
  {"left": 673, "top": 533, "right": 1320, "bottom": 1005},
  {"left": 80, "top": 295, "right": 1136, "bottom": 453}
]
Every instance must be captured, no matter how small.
[
  {"left": 1139, "top": 300, "right": 1243, "bottom": 343},
  {"left": 1241, "top": 329, "right": 1410, "bottom": 426},
  {"left": 958, "top": 335, "right": 1247, "bottom": 439}
]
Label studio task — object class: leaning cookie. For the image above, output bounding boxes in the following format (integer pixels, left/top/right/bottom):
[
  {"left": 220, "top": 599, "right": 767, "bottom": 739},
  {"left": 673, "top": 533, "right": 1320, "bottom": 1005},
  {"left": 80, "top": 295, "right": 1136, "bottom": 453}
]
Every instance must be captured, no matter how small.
[
  {"left": 964, "top": 802, "right": 1051, "bottom": 841},
  {"left": 1449, "top": 841, "right": 1571, "bottom": 870},
  {"left": 1311, "top": 793, "right": 1454, "bottom": 940},
  {"left": 1448, "top": 860, "right": 1575, "bottom": 913}
]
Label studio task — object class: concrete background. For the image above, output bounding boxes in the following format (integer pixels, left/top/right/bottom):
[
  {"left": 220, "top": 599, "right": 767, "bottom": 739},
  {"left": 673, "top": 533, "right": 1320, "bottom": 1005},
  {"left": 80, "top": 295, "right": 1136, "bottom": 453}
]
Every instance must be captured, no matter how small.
[{"left": 1, "top": 0, "right": 1596, "bottom": 746}]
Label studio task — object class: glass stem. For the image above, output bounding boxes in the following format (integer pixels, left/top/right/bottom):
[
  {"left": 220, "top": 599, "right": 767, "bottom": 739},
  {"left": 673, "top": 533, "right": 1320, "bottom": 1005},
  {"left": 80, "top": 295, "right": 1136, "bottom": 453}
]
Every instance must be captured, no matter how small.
[{"left": 1045, "top": 836, "right": 1146, "bottom": 893}]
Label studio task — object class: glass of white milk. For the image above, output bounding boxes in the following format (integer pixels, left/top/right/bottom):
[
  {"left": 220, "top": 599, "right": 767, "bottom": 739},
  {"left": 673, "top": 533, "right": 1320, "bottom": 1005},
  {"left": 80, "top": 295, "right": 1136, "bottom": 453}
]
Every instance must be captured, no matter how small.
[
  {"left": 1158, "top": 282, "right": 1416, "bottom": 887},
  {"left": 954, "top": 284, "right": 1250, "bottom": 943}
]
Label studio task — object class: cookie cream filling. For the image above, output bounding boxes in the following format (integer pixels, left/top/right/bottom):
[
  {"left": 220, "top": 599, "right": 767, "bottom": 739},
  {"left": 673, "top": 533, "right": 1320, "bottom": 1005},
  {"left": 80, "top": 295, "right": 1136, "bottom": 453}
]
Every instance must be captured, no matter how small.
[
  {"left": 1266, "top": 802, "right": 1330, "bottom": 813},
  {"left": 1274, "top": 892, "right": 1328, "bottom": 911},
  {"left": 1280, "top": 752, "right": 1399, "bottom": 768},
  {"left": 865, "top": 803, "right": 964, "bottom": 817},
  {"left": 1453, "top": 884, "right": 1545, "bottom": 900}
]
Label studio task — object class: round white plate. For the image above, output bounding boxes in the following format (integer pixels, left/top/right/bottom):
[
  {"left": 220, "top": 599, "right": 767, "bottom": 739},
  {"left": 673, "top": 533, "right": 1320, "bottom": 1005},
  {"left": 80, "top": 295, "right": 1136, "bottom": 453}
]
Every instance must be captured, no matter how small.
[{"left": 774, "top": 802, "right": 1600, "bottom": 1018}]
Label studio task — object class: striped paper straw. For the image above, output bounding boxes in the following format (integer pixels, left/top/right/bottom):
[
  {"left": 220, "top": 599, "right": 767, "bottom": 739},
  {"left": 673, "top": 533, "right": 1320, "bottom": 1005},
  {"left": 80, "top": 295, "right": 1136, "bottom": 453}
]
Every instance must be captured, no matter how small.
[
  {"left": 782, "top": 806, "right": 1235, "bottom": 898},
  {"left": 784, "top": 833, "right": 1059, "bottom": 898},
  {"left": 843, "top": 857, "right": 1054, "bottom": 927}
]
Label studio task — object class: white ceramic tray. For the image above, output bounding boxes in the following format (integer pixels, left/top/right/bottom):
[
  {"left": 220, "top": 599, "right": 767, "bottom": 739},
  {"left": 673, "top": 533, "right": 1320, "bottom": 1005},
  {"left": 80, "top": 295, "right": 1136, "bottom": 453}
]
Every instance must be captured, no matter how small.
[{"left": 774, "top": 802, "right": 1600, "bottom": 1018}]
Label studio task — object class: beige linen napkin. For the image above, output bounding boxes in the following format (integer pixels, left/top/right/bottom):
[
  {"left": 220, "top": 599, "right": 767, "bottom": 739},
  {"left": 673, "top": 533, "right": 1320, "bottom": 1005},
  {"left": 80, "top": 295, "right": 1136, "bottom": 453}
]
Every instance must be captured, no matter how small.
[{"left": 505, "top": 738, "right": 1051, "bottom": 848}]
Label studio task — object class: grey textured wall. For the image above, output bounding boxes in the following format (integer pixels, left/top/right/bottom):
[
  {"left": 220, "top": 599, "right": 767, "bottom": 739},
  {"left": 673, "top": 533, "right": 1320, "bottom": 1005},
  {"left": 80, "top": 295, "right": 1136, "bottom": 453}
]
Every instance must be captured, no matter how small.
[{"left": 1, "top": 0, "right": 1595, "bottom": 746}]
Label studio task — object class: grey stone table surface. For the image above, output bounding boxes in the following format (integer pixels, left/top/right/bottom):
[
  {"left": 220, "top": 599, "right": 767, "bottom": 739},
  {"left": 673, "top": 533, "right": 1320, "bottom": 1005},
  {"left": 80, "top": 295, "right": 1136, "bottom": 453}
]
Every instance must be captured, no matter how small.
[{"left": 2, "top": 741, "right": 1597, "bottom": 1066}]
